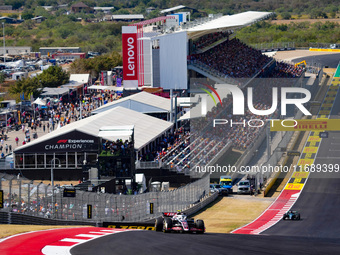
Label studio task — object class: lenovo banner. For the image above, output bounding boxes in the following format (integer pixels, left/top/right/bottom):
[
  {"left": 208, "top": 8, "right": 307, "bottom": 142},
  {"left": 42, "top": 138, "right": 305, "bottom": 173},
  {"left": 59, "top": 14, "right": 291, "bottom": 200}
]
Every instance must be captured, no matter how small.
[{"left": 122, "top": 26, "right": 138, "bottom": 89}]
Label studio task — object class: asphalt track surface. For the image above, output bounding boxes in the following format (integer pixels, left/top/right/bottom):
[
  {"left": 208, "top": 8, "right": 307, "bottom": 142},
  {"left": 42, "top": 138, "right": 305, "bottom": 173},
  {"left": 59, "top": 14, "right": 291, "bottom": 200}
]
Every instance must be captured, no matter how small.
[{"left": 71, "top": 230, "right": 340, "bottom": 255}]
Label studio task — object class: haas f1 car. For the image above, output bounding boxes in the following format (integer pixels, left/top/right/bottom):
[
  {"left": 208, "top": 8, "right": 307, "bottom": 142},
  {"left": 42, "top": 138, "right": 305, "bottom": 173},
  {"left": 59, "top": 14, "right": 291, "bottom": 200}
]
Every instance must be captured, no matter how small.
[
  {"left": 283, "top": 210, "right": 300, "bottom": 220},
  {"left": 155, "top": 212, "right": 205, "bottom": 234}
]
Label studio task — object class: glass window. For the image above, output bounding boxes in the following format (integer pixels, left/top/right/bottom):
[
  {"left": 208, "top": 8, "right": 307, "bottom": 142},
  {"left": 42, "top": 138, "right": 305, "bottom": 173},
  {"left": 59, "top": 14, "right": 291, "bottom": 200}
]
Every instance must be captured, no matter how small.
[
  {"left": 15, "top": 154, "right": 23, "bottom": 169},
  {"left": 37, "top": 154, "right": 45, "bottom": 168},
  {"left": 68, "top": 152, "right": 76, "bottom": 168},
  {"left": 24, "top": 154, "right": 35, "bottom": 168}
]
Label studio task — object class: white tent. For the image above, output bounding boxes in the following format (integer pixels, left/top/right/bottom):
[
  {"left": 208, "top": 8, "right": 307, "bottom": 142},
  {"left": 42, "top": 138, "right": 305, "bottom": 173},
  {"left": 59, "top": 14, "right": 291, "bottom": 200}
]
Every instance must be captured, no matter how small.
[{"left": 33, "top": 98, "right": 46, "bottom": 106}]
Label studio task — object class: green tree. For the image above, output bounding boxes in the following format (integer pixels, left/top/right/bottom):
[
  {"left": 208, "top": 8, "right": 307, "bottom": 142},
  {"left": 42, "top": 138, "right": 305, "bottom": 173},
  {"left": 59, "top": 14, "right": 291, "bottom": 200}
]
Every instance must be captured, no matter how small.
[
  {"left": 9, "top": 76, "right": 42, "bottom": 98},
  {"left": 281, "top": 12, "right": 291, "bottom": 20},
  {"left": 0, "top": 73, "right": 5, "bottom": 83},
  {"left": 21, "top": 11, "right": 34, "bottom": 20},
  {"left": 39, "top": 65, "right": 70, "bottom": 88}
]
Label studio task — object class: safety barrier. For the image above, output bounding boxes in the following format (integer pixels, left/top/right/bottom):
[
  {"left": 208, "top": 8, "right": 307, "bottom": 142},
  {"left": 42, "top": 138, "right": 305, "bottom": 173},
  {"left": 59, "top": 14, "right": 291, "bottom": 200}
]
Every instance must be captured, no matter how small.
[{"left": 0, "top": 172, "right": 210, "bottom": 223}]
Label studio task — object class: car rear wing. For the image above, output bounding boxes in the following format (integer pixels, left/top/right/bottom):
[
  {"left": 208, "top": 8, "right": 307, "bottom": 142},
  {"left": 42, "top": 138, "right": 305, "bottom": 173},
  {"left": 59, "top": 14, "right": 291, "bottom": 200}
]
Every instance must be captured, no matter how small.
[{"left": 162, "top": 212, "right": 177, "bottom": 217}]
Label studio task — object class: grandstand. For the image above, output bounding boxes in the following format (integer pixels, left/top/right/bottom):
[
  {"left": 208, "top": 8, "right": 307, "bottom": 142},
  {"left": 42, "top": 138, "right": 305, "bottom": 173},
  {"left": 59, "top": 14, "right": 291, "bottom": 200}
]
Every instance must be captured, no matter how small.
[{"left": 123, "top": 11, "right": 308, "bottom": 179}]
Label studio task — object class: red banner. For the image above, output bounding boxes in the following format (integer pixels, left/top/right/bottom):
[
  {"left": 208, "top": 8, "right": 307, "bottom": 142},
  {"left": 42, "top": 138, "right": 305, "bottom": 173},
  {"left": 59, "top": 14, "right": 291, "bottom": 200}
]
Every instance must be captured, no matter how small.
[{"left": 122, "top": 32, "right": 138, "bottom": 84}]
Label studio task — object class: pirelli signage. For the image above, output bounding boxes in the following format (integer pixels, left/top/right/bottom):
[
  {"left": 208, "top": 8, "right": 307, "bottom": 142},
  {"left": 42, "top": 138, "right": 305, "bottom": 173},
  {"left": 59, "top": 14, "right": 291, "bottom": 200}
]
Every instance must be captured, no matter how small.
[{"left": 270, "top": 119, "right": 340, "bottom": 132}]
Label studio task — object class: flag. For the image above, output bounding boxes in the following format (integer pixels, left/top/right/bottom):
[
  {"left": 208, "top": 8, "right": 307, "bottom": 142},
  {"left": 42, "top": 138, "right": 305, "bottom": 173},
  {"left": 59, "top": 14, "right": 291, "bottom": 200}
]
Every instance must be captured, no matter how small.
[
  {"left": 7, "top": 117, "right": 11, "bottom": 122},
  {"left": 47, "top": 101, "right": 51, "bottom": 107}
]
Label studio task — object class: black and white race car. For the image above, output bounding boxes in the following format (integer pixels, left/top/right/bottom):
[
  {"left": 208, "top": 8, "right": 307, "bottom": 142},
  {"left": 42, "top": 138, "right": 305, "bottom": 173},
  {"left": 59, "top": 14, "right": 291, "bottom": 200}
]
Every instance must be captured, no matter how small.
[{"left": 155, "top": 212, "right": 205, "bottom": 234}]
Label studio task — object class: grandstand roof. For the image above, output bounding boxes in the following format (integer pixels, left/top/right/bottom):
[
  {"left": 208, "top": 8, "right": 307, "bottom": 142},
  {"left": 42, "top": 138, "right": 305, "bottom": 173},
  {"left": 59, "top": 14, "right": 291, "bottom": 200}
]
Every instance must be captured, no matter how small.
[
  {"left": 92, "top": 91, "right": 171, "bottom": 115},
  {"left": 15, "top": 106, "right": 173, "bottom": 152},
  {"left": 186, "top": 11, "right": 272, "bottom": 38},
  {"left": 129, "top": 16, "right": 175, "bottom": 26}
]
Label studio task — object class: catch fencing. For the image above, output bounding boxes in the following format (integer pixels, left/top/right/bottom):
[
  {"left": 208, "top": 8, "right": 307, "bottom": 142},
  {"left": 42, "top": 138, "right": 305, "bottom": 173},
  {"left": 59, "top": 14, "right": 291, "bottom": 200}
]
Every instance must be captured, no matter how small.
[{"left": 0, "top": 173, "right": 210, "bottom": 223}]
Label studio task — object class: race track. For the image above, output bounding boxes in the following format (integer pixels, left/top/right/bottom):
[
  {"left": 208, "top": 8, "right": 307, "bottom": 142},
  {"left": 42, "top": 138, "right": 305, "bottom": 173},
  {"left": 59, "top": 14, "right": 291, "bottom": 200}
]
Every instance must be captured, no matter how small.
[
  {"left": 264, "top": 80, "right": 340, "bottom": 238},
  {"left": 70, "top": 230, "right": 340, "bottom": 255}
]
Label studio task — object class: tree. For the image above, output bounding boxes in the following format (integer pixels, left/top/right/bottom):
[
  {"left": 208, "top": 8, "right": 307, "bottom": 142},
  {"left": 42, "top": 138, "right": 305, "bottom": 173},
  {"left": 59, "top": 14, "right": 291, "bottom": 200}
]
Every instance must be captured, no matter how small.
[
  {"left": 281, "top": 12, "right": 291, "bottom": 20},
  {"left": 9, "top": 76, "right": 42, "bottom": 98},
  {"left": 39, "top": 65, "right": 70, "bottom": 88},
  {"left": 0, "top": 73, "right": 5, "bottom": 83},
  {"left": 21, "top": 11, "right": 34, "bottom": 20}
]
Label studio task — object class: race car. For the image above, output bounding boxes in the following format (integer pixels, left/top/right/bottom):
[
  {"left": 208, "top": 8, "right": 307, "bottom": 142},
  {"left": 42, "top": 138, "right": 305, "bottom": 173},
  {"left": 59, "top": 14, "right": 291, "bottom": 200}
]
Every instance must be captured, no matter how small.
[
  {"left": 282, "top": 210, "right": 300, "bottom": 220},
  {"left": 155, "top": 212, "right": 205, "bottom": 234}
]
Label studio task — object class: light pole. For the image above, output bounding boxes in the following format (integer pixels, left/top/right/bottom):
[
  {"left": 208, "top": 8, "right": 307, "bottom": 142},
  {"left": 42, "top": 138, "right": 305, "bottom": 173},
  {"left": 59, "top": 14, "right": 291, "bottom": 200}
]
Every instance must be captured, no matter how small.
[
  {"left": 50, "top": 157, "right": 61, "bottom": 218},
  {"left": 2, "top": 22, "right": 5, "bottom": 63}
]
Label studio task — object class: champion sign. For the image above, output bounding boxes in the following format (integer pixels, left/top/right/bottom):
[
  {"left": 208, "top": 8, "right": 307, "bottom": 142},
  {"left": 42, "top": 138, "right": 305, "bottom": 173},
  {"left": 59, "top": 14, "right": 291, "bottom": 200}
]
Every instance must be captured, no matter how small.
[
  {"left": 122, "top": 26, "right": 138, "bottom": 88},
  {"left": 45, "top": 139, "right": 95, "bottom": 150}
]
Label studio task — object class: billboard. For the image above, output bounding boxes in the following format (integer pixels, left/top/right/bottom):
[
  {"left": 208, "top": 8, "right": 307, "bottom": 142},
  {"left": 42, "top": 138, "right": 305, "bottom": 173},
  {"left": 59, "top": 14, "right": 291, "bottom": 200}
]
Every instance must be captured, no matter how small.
[
  {"left": 15, "top": 130, "right": 99, "bottom": 153},
  {"left": 122, "top": 26, "right": 138, "bottom": 89}
]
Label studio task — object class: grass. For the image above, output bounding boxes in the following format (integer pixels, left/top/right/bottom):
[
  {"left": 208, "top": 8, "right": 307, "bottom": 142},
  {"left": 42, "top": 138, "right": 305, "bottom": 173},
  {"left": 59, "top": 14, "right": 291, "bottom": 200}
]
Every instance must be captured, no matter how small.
[{"left": 192, "top": 196, "right": 273, "bottom": 233}]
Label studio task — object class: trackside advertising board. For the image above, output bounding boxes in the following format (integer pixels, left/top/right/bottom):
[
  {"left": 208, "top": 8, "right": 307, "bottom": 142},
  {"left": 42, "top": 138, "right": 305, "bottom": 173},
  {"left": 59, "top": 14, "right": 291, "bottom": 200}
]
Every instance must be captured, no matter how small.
[{"left": 122, "top": 26, "right": 138, "bottom": 89}]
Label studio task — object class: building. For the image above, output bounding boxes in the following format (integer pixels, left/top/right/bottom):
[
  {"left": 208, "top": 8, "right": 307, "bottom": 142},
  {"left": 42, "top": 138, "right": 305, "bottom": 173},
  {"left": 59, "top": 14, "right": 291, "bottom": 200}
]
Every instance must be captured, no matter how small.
[
  {"left": 13, "top": 106, "right": 173, "bottom": 179},
  {"left": 93, "top": 7, "right": 114, "bottom": 13},
  {"left": 0, "top": 5, "right": 12, "bottom": 10},
  {"left": 39, "top": 47, "right": 81, "bottom": 57},
  {"left": 0, "top": 46, "right": 32, "bottom": 55},
  {"left": 111, "top": 14, "right": 144, "bottom": 22},
  {"left": 51, "top": 52, "right": 86, "bottom": 60},
  {"left": 121, "top": 11, "right": 273, "bottom": 90},
  {"left": 31, "top": 16, "right": 46, "bottom": 23},
  {"left": 0, "top": 16, "right": 23, "bottom": 24},
  {"left": 70, "top": 2, "right": 94, "bottom": 13}
]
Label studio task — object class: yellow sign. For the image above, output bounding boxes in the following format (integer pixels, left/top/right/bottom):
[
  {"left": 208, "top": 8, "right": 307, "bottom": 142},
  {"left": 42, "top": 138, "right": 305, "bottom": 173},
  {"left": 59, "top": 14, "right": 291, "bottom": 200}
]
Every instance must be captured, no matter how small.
[
  {"left": 0, "top": 190, "right": 3, "bottom": 209},
  {"left": 285, "top": 183, "right": 304, "bottom": 190},
  {"left": 309, "top": 48, "right": 340, "bottom": 52},
  {"left": 303, "top": 147, "right": 318, "bottom": 153},
  {"left": 292, "top": 172, "right": 309, "bottom": 178},
  {"left": 270, "top": 119, "right": 340, "bottom": 131},
  {"left": 308, "top": 136, "right": 321, "bottom": 142},
  {"left": 298, "top": 158, "right": 314, "bottom": 166}
]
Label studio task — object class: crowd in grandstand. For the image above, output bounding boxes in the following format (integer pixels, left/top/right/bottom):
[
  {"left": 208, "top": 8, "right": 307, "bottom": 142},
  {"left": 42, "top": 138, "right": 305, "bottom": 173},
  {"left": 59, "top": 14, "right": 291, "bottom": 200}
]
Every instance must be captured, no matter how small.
[
  {"left": 192, "top": 31, "right": 231, "bottom": 52},
  {"left": 191, "top": 38, "right": 272, "bottom": 78}
]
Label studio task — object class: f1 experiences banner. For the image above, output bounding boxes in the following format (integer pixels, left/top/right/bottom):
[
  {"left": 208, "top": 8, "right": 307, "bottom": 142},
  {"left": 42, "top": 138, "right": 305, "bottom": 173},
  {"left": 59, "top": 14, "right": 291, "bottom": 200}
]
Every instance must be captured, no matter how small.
[{"left": 15, "top": 130, "right": 99, "bottom": 153}]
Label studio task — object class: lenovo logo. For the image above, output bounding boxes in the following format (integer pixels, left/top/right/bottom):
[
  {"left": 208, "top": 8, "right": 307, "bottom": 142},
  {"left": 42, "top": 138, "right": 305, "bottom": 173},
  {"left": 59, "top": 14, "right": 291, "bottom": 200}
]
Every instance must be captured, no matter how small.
[{"left": 126, "top": 37, "right": 135, "bottom": 77}]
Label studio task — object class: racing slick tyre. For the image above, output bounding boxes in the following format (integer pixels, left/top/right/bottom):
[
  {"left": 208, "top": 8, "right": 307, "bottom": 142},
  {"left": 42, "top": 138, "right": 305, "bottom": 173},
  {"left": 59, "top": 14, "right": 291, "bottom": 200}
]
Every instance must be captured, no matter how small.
[
  {"left": 163, "top": 217, "right": 172, "bottom": 233},
  {"left": 155, "top": 217, "right": 163, "bottom": 232},
  {"left": 195, "top": 219, "right": 205, "bottom": 234}
]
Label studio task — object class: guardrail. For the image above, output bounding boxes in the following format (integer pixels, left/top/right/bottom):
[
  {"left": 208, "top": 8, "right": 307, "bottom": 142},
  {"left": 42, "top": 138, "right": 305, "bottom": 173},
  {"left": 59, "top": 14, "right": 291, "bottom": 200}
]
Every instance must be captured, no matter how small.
[{"left": 0, "top": 211, "right": 97, "bottom": 226}]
